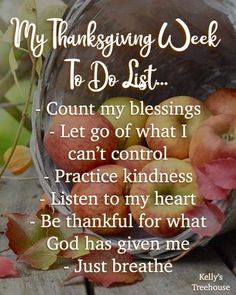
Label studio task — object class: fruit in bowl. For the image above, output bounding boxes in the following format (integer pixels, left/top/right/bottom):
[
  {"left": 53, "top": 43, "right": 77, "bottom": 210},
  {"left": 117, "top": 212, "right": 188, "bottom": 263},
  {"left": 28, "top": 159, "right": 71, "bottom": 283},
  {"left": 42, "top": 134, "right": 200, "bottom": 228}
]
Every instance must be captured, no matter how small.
[
  {"left": 44, "top": 111, "right": 118, "bottom": 173},
  {"left": 98, "top": 97, "right": 148, "bottom": 149},
  {"left": 145, "top": 96, "right": 211, "bottom": 159},
  {"left": 129, "top": 158, "right": 203, "bottom": 237},
  {"left": 205, "top": 88, "right": 236, "bottom": 115},
  {"left": 114, "top": 145, "right": 154, "bottom": 173},
  {"left": 70, "top": 165, "right": 130, "bottom": 235},
  {"left": 190, "top": 114, "right": 236, "bottom": 167}
]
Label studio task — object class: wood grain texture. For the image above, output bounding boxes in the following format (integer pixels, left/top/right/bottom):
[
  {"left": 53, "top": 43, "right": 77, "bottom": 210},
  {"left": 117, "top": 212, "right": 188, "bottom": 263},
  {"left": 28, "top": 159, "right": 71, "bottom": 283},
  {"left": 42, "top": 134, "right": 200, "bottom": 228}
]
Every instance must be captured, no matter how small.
[
  {"left": 0, "top": 170, "right": 87, "bottom": 295},
  {"left": 94, "top": 247, "right": 236, "bottom": 295},
  {"left": 0, "top": 169, "right": 235, "bottom": 294},
  {"left": 212, "top": 231, "right": 236, "bottom": 275}
]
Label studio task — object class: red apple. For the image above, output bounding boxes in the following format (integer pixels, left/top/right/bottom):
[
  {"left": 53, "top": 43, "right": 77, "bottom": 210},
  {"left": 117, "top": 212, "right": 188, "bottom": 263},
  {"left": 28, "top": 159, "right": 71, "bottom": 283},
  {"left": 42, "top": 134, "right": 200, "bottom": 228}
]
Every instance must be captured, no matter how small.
[
  {"left": 145, "top": 96, "right": 211, "bottom": 159},
  {"left": 70, "top": 165, "right": 130, "bottom": 235},
  {"left": 44, "top": 111, "right": 118, "bottom": 173},
  {"left": 190, "top": 114, "right": 236, "bottom": 167},
  {"left": 205, "top": 88, "right": 236, "bottom": 115},
  {"left": 98, "top": 97, "right": 148, "bottom": 149},
  {"left": 115, "top": 145, "right": 154, "bottom": 173},
  {"left": 129, "top": 159, "right": 203, "bottom": 237}
]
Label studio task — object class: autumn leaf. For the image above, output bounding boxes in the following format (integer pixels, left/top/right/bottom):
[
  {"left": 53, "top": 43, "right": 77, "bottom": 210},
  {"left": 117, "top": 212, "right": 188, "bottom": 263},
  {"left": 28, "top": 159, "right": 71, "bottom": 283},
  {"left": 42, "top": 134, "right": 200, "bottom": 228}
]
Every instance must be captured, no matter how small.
[
  {"left": 5, "top": 213, "right": 46, "bottom": 255},
  {"left": 205, "top": 158, "right": 236, "bottom": 190},
  {"left": 36, "top": 194, "right": 54, "bottom": 217},
  {"left": 0, "top": 257, "right": 18, "bottom": 278},
  {"left": 65, "top": 247, "right": 143, "bottom": 287},
  {"left": 46, "top": 214, "right": 81, "bottom": 241},
  {"left": 59, "top": 234, "right": 101, "bottom": 259},
  {"left": 5, "top": 208, "right": 83, "bottom": 270},
  {"left": 186, "top": 203, "right": 224, "bottom": 238},
  {"left": 3, "top": 0, "right": 67, "bottom": 57},
  {"left": 3, "top": 145, "right": 32, "bottom": 175},
  {"left": 36, "top": 0, "right": 67, "bottom": 56},
  {"left": 36, "top": 197, "right": 79, "bottom": 240},
  {"left": 18, "top": 238, "right": 59, "bottom": 270},
  {"left": 195, "top": 167, "right": 229, "bottom": 200},
  {"left": 2, "top": 0, "right": 37, "bottom": 46}
]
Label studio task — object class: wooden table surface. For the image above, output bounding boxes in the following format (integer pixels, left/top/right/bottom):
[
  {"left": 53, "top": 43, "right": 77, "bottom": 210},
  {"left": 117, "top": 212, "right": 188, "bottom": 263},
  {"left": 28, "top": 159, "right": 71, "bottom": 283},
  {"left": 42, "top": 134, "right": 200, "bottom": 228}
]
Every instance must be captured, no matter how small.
[{"left": 0, "top": 169, "right": 236, "bottom": 295}]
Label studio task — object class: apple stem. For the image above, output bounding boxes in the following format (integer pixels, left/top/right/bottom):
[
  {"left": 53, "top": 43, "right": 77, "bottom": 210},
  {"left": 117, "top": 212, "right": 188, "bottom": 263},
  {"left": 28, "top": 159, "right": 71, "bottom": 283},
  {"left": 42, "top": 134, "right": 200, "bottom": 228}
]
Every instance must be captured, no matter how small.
[{"left": 222, "top": 134, "right": 235, "bottom": 142}]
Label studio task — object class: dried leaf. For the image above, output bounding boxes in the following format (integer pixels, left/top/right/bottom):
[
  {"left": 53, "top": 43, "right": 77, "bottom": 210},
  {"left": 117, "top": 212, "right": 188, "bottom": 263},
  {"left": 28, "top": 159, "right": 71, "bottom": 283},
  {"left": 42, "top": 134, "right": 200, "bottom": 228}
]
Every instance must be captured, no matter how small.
[
  {"left": 5, "top": 213, "right": 46, "bottom": 255},
  {"left": 3, "top": 145, "right": 32, "bottom": 175},
  {"left": 186, "top": 203, "right": 224, "bottom": 238},
  {"left": 36, "top": 194, "right": 54, "bottom": 217},
  {"left": 0, "top": 257, "right": 18, "bottom": 278},
  {"left": 205, "top": 158, "right": 236, "bottom": 190},
  {"left": 18, "top": 238, "right": 59, "bottom": 270},
  {"left": 65, "top": 248, "right": 143, "bottom": 287},
  {"left": 59, "top": 234, "right": 101, "bottom": 259},
  {"left": 196, "top": 167, "right": 229, "bottom": 200}
]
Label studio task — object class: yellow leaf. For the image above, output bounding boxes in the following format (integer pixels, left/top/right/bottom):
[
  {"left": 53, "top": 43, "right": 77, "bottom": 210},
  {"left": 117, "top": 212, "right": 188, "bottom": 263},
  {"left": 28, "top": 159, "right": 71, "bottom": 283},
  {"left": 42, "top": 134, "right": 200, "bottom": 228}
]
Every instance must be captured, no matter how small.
[
  {"left": 3, "top": 145, "right": 32, "bottom": 175},
  {"left": 8, "top": 48, "right": 25, "bottom": 100}
]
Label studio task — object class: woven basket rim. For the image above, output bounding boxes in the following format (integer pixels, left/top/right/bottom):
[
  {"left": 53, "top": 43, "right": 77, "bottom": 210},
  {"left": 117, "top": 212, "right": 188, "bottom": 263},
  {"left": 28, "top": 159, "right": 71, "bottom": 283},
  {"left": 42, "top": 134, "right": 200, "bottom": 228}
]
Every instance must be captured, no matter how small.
[{"left": 30, "top": 0, "right": 236, "bottom": 259}]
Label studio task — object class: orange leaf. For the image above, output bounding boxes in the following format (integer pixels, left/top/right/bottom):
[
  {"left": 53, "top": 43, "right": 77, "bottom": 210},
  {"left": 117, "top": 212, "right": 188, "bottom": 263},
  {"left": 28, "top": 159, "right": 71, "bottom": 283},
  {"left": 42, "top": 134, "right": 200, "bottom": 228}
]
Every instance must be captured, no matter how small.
[
  {"left": 0, "top": 257, "right": 18, "bottom": 278},
  {"left": 65, "top": 247, "right": 143, "bottom": 287},
  {"left": 3, "top": 145, "right": 32, "bottom": 175},
  {"left": 36, "top": 194, "right": 54, "bottom": 217}
]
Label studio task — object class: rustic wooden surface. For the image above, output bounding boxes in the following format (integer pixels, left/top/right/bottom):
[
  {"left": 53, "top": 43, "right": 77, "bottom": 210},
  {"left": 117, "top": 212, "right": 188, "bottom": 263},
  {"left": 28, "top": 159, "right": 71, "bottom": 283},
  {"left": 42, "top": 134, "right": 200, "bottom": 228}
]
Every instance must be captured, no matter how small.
[{"left": 0, "top": 169, "right": 236, "bottom": 295}]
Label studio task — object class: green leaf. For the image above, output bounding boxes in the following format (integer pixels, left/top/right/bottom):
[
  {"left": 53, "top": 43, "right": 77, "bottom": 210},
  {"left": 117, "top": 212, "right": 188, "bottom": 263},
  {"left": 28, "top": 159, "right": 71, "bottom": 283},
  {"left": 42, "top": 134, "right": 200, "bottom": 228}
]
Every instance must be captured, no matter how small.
[
  {"left": 3, "top": 0, "right": 67, "bottom": 57},
  {"left": 9, "top": 48, "right": 18, "bottom": 71},
  {"left": 5, "top": 213, "right": 46, "bottom": 255},
  {"left": 8, "top": 48, "right": 24, "bottom": 99},
  {"left": 59, "top": 234, "right": 101, "bottom": 259},
  {"left": 36, "top": 0, "right": 67, "bottom": 56},
  {"left": 3, "top": 0, "right": 37, "bottom": 44},
  {"left": 18, "top": 238, "right": 60, "bottom": 270},
  {"left": 47, "top": 214, "right": 80, "bottom": 241}
]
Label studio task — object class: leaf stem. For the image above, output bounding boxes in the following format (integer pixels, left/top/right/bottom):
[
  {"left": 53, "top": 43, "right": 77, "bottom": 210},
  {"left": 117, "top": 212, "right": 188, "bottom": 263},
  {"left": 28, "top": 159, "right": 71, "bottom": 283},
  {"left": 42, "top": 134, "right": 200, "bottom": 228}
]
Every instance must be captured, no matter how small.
[
  {"left": 0, "top": 96, "right": 32, "bottom": 131},
  {"left": 0, "top": 60, "right": 37, "bottom": 179},
  {"left": 0, "top": 57, "right": 30, "bottom": 102},
  {"left": 0, "top": 56, "right": 32, "bottom": 129}
]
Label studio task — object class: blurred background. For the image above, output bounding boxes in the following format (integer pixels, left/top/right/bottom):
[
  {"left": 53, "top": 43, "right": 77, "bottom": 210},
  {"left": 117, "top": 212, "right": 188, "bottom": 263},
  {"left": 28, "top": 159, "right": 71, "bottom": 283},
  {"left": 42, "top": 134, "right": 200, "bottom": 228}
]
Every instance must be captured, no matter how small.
[
  {"left": 0, "top": 0, "right": 30, "bottom": 165},
  {"left": 0, "top": 0, "right": 70, "bottom": 165}
]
